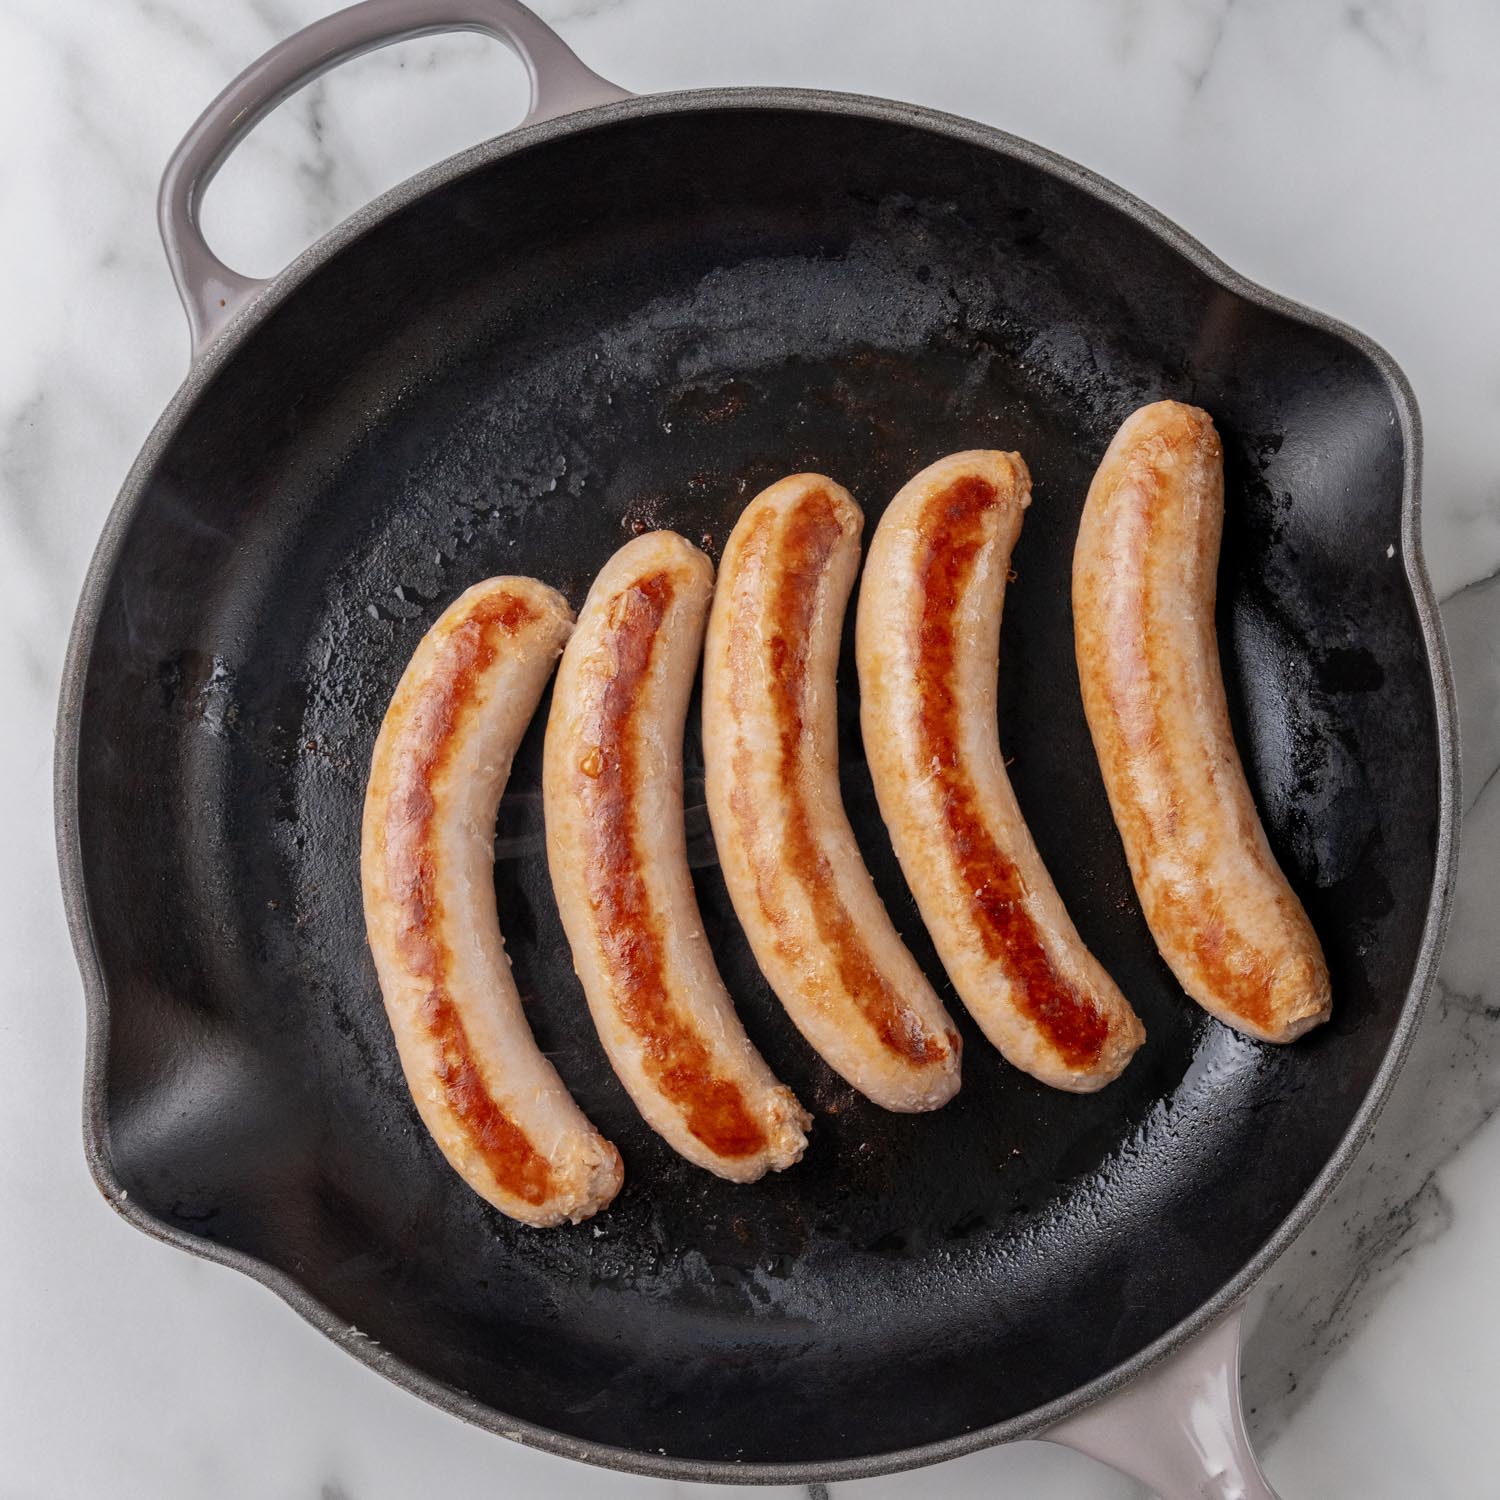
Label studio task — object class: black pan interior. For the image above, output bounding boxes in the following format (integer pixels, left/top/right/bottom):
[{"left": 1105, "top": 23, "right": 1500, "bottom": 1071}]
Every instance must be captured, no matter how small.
[{"left": 74, "top": 105, "right": 1440, "bottom": 1466}]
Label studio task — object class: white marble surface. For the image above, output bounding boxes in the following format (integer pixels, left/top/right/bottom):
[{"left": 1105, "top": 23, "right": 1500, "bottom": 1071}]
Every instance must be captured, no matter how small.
[{"left": 4, "top": 0, "right": 1498, "bottom": 1495}]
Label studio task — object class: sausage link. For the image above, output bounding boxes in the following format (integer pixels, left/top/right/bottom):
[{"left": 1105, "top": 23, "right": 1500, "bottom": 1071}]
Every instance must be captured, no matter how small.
[
  {"left": 857, "top": 451, "right": 1145, "bottom": 1091},
  {"left": 544, "top": 532, "right": 810, "bottom": 1179},
  {"left": 1073, "top": 402, "right": 1331, "bottom": 1042},
  {"left": 361, "top": 578, "right": 623, "bottom": 1227},
  {"left": 703, "top": 475, "right": 962, "bottom": 1112}
]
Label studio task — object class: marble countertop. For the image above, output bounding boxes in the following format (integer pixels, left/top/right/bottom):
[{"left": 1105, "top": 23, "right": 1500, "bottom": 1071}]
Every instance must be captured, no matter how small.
[{"left": 7, "top": 0, "right": 1498, "bottom": 1495}]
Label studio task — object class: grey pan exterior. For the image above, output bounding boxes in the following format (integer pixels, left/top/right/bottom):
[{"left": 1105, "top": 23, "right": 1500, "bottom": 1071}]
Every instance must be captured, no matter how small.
[{"left": 55, "top": 85, "right": 1461, "bottom": 1485}]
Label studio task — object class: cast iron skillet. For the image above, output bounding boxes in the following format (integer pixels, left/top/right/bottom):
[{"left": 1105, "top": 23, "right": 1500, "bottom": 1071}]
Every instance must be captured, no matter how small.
[{"left": 56, "top": 0, "right": 1458, "bottom": 1490}]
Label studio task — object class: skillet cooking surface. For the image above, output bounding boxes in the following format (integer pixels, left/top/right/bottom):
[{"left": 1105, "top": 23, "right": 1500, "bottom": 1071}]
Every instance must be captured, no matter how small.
[{"left": 73, "top": 103, "right": 1442, "bottom": 1468}]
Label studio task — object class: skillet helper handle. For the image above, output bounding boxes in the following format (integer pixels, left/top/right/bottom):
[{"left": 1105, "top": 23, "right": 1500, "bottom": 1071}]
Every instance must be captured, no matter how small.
[
  {"left": 1044, "top": 1308, "right": 1282, "bottom": 1500},
  {"left": 158, "top": 0, "right": 631, "bottom": 360}
]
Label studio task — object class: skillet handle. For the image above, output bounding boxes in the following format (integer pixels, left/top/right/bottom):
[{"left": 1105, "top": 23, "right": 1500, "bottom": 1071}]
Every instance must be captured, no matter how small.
[
  {"left": 1044, "top": 1308, "right": 1282, "bottom": 1500},
  {"left": 158, "top": 0, "right": 631, "bottom": 360}
]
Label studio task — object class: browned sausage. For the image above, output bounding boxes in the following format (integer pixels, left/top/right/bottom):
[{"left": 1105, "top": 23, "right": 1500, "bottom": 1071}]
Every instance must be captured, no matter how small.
[
  {"left": 702, "top": 475, "right": 962, "bottom": 1112},
  {"left": 544, "top": 531, "right": 810, "bottom": 1180},
  {"left": 1073, "top": 402, "right": 1331, "bottom": 1042},
  {"left": 362, "top": 578, "right": 622, "bottom": 1227},
  {"left": 857, "top": 451, "right": 1145, "bottom": 1090}
]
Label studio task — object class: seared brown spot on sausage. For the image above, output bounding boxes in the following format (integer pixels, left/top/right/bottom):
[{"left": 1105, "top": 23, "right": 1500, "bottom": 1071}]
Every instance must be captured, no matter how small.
[
  {"left": 913, "top": 475, "right": 1109, "bottom": 1069},
  {"left": 418, "top": 986, "right": 555, "bottom": 1202},
  {"left": 1109, "top": 439, "right": 1275, "bottom": 1030},
  {"left": 576, "top": 571, "right": 768, "bottom": 1158},
  {"left": 1146, "top": 889, "right": 1274, "bottom": 1029},
  {"left": 727, "top": 492, "right": 948, "bottom": 1066},
  {"left": 382, "top": 590, "right": 554, "bottom": 1205}
]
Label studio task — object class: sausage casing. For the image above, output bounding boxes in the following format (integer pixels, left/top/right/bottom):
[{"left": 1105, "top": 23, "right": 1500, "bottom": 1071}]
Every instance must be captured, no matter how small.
[
  {"left": 361, "top": 578, "right": 623, "bottom": 1227},
  {"left": 1073, "top": 402, "right": 1331, "bottom": 1042},
  {"left": 545, "top": 532, "right": 810, "bottom": 1180},
  {"left": 857, "top": 451, "right": 1145, "bottom": 1091},
  {"left": 703, "top": 475, "right": 962, "bottom": 1112}
]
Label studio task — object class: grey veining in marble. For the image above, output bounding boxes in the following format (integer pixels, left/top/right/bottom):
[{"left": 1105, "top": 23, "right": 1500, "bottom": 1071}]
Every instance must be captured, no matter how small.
[{"left": 4, "top": 0, "right": 1499, "bottom": 1496}]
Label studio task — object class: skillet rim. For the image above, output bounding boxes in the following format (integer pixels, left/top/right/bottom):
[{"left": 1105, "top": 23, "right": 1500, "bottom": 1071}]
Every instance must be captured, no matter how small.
[{"left": 53, "top": 86, "right": 1461, "bottom": 1484}]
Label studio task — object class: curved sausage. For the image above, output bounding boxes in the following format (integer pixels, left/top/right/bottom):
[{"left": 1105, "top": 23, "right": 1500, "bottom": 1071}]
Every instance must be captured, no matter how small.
[
  {"left": 703, "top": 475, "right": 962, "bottom": 1113},
  {"left": 361, "top": 578, "right": 622, "bottom": 1227},
  {"left": 1073, "top": 402, "right": 1331, "bottom": 1042},
  {"left": 544, "top": 532, "right": 810, "bottom": 1180},
  {"left": 857, "top": 452, "right": 1145, "bottom": 1091}
]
